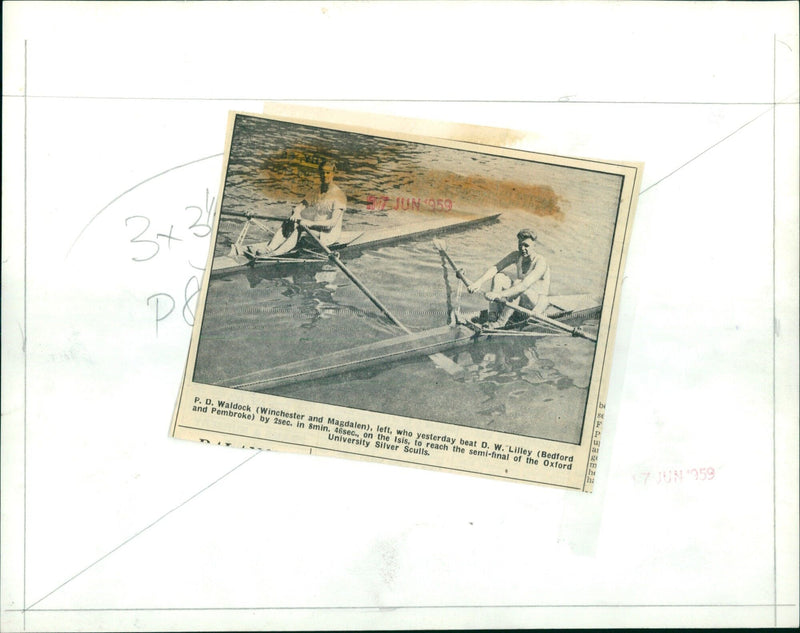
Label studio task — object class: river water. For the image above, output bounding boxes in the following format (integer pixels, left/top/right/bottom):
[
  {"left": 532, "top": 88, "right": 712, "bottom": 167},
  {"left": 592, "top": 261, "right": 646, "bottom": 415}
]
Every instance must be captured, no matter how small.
[{"left": 194, "top": 115, "right": 623, "bottom": 443}]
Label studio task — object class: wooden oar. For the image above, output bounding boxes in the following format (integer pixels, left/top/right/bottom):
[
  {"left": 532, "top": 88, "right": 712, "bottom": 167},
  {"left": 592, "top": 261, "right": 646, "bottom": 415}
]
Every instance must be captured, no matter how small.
[
  {"left": 433, "top": 239, "right": 598, "bottom": 343},
  {"left": 301, "top": 227, "right": 464, "bottom": 376},
  {"left": 221, "top": 210, "right": 290, "bottom": 222},
  {"left": 485, "top": 296, "right": 598, "bottom": 342}
]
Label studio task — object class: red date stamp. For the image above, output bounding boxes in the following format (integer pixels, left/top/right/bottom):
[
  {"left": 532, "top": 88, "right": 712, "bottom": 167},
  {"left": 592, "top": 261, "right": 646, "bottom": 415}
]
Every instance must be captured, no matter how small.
[
  {"left": 367, "top": 195, "right": 453, "bottom": 211},
  {"left": 632, "top": 467, "right": 716, "bottom": 486}
]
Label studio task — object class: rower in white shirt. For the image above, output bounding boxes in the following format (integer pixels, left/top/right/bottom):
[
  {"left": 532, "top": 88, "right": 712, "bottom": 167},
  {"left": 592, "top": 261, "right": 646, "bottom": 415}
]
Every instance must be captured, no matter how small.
[
  {"left": 466, "top": 228, "right": 551, "bottom": 327},
  {"left": 257, "top": 158, "right": 347, "bottom": 256}
]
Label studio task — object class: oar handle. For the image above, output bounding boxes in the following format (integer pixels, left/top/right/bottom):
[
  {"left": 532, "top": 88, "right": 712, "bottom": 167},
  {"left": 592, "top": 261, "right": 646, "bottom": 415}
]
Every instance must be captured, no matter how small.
[
  {"left": 302, "top": 225, "right": 411, "bottom": 334},
  {"left": 222, "top": 210, "right": 292, "bottom": 222},
  {"left": 434, "top": 240, "right": 474, "bottom": 287},
  {"left": 443, "top": 252, "right": 473, "bottom": 288},
  {"left": 495, "top": 298, "right": 597, "bottom": 341},
  {"left": 433, "top": 240, "right": 597, "bottom": 343}
]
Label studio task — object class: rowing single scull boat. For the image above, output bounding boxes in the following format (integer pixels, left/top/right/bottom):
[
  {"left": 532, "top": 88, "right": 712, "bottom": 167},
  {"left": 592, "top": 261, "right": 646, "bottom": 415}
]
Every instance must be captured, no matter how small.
[{"left": 211, "top": 213, "right": 500, "bottom": 277}]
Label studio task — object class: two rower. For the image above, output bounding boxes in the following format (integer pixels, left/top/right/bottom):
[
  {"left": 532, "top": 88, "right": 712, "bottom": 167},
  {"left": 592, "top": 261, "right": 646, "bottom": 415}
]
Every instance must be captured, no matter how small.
[
  {"left": 253, "top": 159, "right": 347, "bottom": 257},
  {"left": 243, "top": 162, "right": 549, "bottom": 331},
  {"left": 467, "top": 228, "right": 551, "bottom": 328}
]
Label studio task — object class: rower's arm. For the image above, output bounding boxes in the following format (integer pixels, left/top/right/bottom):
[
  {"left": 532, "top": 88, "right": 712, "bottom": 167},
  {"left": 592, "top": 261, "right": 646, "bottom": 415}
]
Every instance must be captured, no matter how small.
[
  {"left": 497, "top": 255, "right": 547, "bottom": 299},
  {"left": 290, "top": 199, "right": 309, "bottom": 219},
  {"left": 467, "top": 266, "right": 496, "bottom": 292},
  {"left": 304, "top": 204, "right": 344, "bottom": 231},
  {"left": 467, "top": 251, "right": 516, "bottom": 292},
  {"left": 302, "top": 193, "right": 347, "bottom": 232}
]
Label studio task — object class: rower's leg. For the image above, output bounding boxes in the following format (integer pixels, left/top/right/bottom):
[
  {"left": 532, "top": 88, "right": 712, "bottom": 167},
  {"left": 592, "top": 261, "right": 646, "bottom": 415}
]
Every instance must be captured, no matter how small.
[
  {"left": 524, "top": 276, "right": 551, "bottom": 316},
  {"left": 317, "top": 224, "right": 342, "bottom": 247},
  {"left": 265, "top": 229, "right": 300, "bottom": 256},
  {"left": 533, "top": 294, "right": 549, "bottom": 316},
  {"left": 255, "top": 220, "right": 300, "bottom": 256},
  {"left": 522, "top": 289, "right": 549, "bottom": 316},
  {"left": 489, "top": 274, "right": 514, "bottom": 326},
  {"left": 491, "top": 303, "right": 516, "bottom": 327},
  {"left": 259, "top": 231, "right": 285, "bottom": 255}
]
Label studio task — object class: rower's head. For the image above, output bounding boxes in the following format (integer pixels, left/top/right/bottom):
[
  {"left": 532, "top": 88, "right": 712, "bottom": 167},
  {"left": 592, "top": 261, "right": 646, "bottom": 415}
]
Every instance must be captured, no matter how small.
[
  {"left": 318, "top": 159, "right": 336, "bottom": 190},
  {"left": 517, "top": 228, "right": 537, "bottom": 257}
]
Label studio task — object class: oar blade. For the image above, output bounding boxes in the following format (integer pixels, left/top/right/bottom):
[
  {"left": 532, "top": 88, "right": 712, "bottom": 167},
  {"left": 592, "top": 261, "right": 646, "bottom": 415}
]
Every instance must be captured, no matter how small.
[{"left": 429, "top": 353, "right": 465, "bottom": 376}]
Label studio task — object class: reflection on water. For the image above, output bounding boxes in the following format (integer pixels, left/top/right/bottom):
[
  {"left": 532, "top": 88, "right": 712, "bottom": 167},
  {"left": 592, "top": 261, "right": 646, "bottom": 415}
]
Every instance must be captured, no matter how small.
[
  {"left": 262, "top": 329, "right": 596, "bottom": 444},
  {"left": 195, "top": 115, "right": 623, "bottom": 442},
  {"left": 459, "top": 343, "right": 564, "bottom": 385}
]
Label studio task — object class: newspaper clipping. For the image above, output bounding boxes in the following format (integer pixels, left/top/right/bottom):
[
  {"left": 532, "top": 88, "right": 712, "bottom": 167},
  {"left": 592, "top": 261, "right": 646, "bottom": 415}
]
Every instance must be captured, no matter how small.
[{"left": 171, "top": 109, "right": 642, "bottom": 491}]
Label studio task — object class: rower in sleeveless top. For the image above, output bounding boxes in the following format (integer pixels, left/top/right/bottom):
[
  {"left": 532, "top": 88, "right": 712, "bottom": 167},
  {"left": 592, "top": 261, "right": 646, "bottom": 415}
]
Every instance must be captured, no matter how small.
[
  {"left": 466, "top": 228, "right": 551, "bottom": 328},
  {"left": 255, "top": 158, "right": 347, "bottom": 256}
]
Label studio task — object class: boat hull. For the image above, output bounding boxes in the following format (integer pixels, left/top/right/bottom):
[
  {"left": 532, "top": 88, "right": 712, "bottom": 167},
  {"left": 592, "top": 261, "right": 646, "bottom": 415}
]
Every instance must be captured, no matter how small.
[
  {"left": 210, "top": 213, "right": 500, "bottom": 277},
  {"left": 217, "top": 325, "right": 475, "bottom": 392},
  {"left": 214, "top": 294, "right": 600, "bottom": 393}
]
